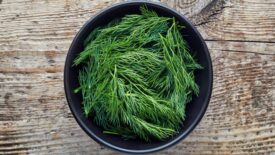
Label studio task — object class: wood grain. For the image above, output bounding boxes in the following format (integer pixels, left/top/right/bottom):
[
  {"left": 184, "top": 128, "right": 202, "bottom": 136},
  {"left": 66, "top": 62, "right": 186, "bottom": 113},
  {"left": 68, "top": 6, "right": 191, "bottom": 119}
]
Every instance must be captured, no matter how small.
[{"left": 0, "top": 0, "right": 274, "bottom": 154}]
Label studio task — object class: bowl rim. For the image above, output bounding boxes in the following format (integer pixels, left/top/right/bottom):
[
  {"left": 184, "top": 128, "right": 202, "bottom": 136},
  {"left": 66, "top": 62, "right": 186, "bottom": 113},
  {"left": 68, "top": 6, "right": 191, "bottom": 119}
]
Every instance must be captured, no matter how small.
[{"left": 64, "top": 1, "right": 213, "bottom": 154}]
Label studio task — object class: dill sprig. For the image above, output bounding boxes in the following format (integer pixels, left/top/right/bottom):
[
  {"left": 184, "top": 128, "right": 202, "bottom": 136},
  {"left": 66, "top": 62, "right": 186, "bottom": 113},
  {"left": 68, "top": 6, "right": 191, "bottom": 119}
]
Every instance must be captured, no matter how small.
[{"left": 73, "top": 6, "right": 202, "bottom": 141}]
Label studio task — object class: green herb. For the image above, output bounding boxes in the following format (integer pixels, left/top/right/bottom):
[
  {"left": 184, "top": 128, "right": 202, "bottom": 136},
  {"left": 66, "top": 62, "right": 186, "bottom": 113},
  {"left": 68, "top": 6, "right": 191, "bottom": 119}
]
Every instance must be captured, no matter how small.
[{"left": 73, "top": 6, "right": 202, "bottom": 141}]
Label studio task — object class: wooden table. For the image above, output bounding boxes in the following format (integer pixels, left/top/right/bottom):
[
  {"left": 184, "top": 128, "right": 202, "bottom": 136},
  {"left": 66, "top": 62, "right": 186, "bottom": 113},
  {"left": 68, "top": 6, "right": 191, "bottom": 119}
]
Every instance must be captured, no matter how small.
[{"left": 0, "top": 0, "right": 274, "bottom": 154}]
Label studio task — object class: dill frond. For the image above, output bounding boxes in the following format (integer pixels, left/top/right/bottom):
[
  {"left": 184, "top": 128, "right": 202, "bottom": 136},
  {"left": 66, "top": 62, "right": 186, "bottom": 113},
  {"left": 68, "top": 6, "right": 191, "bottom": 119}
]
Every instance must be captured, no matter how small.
[{"left": 73, "top": 6, "right": 202, "bottom": 141}]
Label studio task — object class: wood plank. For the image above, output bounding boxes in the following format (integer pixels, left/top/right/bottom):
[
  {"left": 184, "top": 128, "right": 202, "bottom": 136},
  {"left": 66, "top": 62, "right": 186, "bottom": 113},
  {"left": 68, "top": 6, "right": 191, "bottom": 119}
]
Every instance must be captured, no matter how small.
[
  {"left": 163, "top": 0, "right": 275, "bottom": 42},
  {"left": 0, "top": 42, "right": 274, "bottom": 154},
  {"left": 0, "top": 0, "right": 274, "bottom": 154}
]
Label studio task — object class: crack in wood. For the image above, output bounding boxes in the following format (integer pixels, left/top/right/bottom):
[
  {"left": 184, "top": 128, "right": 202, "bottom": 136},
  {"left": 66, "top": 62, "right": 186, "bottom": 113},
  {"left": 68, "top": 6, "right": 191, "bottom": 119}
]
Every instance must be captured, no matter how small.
[
  {"left": 192, "top": 0, "right": 228, "bottom": 26},
  {"left": 205, "top": 39, "right": 275, "bottom": 44},
  {"left": 221, "top": 49, "right": 275, "bottom": 56}
]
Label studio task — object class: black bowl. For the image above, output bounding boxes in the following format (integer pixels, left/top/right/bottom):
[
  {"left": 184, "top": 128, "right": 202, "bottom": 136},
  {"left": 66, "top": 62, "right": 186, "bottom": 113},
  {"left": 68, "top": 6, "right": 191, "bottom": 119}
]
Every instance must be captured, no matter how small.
[{"left": 64, "top": 1, "right": 213, "bottom": 154}]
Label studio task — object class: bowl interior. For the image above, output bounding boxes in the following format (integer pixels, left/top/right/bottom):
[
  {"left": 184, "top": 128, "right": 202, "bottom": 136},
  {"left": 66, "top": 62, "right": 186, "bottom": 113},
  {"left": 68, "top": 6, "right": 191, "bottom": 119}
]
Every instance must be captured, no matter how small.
[{"left": 64, "top": 1, "right": 212, "bottom": 153}]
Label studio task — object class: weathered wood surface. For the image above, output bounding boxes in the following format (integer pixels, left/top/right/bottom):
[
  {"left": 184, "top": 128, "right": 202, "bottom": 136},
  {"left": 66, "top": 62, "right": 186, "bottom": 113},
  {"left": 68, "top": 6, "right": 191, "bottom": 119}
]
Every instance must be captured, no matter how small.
[{"left": 0, "top": 0, "right": 274, "bottom": 154}]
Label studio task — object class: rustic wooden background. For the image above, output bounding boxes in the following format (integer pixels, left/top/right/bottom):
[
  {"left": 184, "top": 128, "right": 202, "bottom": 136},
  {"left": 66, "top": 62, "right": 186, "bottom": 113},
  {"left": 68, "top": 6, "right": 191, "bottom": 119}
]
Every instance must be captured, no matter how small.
[{"left": 0, "top": 0, "right": 274, "bottom": 154}]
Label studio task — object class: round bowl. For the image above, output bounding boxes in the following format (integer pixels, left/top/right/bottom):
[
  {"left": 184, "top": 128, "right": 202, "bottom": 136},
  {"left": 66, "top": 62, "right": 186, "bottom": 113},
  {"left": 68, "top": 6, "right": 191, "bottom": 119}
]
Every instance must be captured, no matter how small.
[{"left": 64, "top": 1, "right": 213, "bottom": 154}]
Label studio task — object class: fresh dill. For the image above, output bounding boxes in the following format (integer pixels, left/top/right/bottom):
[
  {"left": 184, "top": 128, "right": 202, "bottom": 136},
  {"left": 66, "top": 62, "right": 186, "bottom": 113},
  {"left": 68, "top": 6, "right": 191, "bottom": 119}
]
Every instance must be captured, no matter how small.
[{"left": 73, "top": 6, "right": 202, "bottom": 141}]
